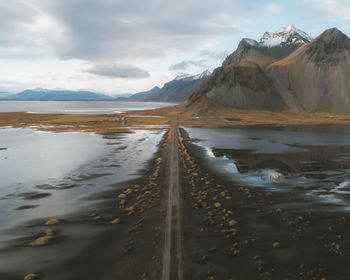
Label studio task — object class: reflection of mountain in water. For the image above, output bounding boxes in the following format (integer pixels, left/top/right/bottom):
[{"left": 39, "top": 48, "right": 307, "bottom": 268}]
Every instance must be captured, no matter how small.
[{"left": 212, "top": 145, "right": 350, "bottom": 177}]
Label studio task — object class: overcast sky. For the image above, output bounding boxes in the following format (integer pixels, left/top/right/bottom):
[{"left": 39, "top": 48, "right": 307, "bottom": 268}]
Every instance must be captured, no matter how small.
[{"left": 0, "top": 0, "right": 349, "bottom": 95}]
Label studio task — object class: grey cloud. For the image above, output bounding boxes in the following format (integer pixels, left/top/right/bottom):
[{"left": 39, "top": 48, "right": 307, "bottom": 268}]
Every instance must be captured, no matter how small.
[
  {"left": 169, "top": 62, "right": 188, "bottom": 71},
  {"left": 169, "top": 60, "right": 207, "bottom": 71},
  {"left": 86, "top": 64, "right": 150, "bottom": 79},
  {"left": 0, "top": 0, "right": 285, "bottom": 63},
  {"left": 200, "top": 49, "right": 229, "bottom": 60},
  {"left": 37, "top": 0, "right": 263, "bottom": 61},
  {"left": 0, "top": 2, "right": 39, "bottom": 47}
]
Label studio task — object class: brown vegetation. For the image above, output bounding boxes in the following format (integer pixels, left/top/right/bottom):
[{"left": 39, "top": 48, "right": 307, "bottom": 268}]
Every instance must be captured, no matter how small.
[{"left": 1, "top": 103, "right": 350, "bottom": 134}]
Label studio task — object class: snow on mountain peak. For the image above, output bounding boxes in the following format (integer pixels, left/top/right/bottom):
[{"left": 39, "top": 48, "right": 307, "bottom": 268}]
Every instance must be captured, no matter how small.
[
  {"left": 174, "top": 73, "right": 192, "bottom": 80},
  {"left": 260, "top": 25, "right": 312, "bottom": 47},
  {"left": 174, "top": 70, "right": 211, "bottom": 81},
  {"left": 192, "top": 70, "right": 211, "bottom": 80}
]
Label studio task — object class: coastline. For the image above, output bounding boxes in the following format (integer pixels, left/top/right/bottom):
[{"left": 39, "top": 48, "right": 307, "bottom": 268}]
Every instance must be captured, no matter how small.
[
  {"left": 0, "top": 128, "right": 169, "bottom": 280},
  {"left": 1, "top": 107, "right": 350, "bottom": 279}
]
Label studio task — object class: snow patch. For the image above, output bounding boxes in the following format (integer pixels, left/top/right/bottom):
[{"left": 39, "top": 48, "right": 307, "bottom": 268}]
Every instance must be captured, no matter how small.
[
  {"left": 174, "top": 70, "right": 211, "bottom": 81},
  {"left": 259, "top": 25, "right": 312, "bottom": 47}
]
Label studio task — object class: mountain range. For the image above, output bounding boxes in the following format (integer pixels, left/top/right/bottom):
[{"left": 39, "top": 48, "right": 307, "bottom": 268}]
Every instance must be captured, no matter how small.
[
  {"left": 11, "top": 89, "right": 114, "bottom": 100},
  {"left": 1, "top": 88, "right": 133, "bottom": 100},
  {"left": 1, "top": 70, "right": 211, "bottom": 102},
  {"left": 130, "top": 70, "right": 211, "bottom": 102},
  {"left": 187, "top": 25, "right": 350, "bottom": 114}
]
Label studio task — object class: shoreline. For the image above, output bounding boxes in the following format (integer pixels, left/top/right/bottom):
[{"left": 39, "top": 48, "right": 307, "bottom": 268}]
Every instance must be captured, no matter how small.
[
  {"left": 178, "top": 127, "right": 350, "bottom": 279},
  {"left": 2, "top": 108, "right": 350, "bottom": 279},
  {"left": 0, "top": 129, "right": 169, "bottom": 280}
]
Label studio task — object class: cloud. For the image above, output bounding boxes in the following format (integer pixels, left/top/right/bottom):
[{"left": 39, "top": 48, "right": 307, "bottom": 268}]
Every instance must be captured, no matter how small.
[
  {"left": 200, "top": 49, "right": 229, "bottom": 60},
  {"left": 169, "top": 61, "right": 188, "bottom": 71},
  {"left": 86, "top": 64, "right": 150, "bottom": 79},
  {"left": 265, "top": 2, "right": 282, "bottom": 14},
  {"left": 303, "top": 0, "right": 350, "bottom": 21},
  {"left": 35, "top": 0, "right": 265, "bottom": 62},
  {"left": 169, "top": 60, "right": 207, "bottom": 71}
]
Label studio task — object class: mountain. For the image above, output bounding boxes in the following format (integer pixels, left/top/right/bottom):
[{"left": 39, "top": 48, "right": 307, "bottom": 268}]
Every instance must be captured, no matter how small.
[
  {"left": 130, "top": 70, "right": 211, "bottom": 102},
  {"left": 128, "top": 86, "right": 161, "bottom": 100},
  {"left": 187, "top": 26, "right": 350, "bottom": 114},
  {"left": 112, "top": 93, "right": 133, "bottom": 99},
  {"left": 11, "top": 89, "right": 112, "bottom": 100},
  {"left": 267, "top": 28, "right": 350, "bottom": 113},
  {"left": 0, "top": 92, "right": 12, "bottom": 98},
  {"left": 223, "top": 25, "right": 312, "bottom": 66},
  {"left": 259, "top": 25, "right": 312, "bottom": 47}
]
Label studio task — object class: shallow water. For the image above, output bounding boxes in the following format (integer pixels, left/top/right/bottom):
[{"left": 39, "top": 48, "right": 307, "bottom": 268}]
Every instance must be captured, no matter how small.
[
  {"left": 0, "top": 100, "right": 175, "bottom": 114},
  {"left": 184, "top": 126, "right": 350, "bottom": 212},
  {"left": 0, "top": 127, "right": 165, "bottom": 246}
]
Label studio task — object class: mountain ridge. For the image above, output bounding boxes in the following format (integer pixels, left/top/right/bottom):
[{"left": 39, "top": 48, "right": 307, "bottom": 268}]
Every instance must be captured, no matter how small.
[
  {"left": 129, "top": 70, "right": 211, "bottom": 102},
  {"left": 187, "top": 26, "right": 350, "bottom": 114}
]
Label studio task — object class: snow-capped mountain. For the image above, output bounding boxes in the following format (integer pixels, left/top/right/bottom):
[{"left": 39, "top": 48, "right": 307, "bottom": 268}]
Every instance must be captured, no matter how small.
[
  {"left": 259, "top": 25, "right": 312, "bottom": 47},
  {"left": 174, "top": 73, "right": 192, "bottom": 80},
  {"left": 241, "top": 25, "right": 312, "bottom": 48},
  {"left": 192, "top": 70, "right": 211, "bottom": 80},
  {"left": 174, "top": 70, "right": 211, "bottom": 81},
  {"left": 129, "top": 70, "right": 211, "bottom": 102},
  {"left": 223, "top": 25, "right": 313, "bottom": 66},
  {"left": 189, "top": 27, "right": 350, "bottom": 114}
]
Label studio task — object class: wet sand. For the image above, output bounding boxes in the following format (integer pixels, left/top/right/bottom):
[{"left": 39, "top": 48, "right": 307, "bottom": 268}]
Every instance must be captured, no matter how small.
[
  {"left": 179, "top": 128, "right": 350, "bottom": 280},
  {"left": 0, "top": 130, "right": 170, "bottom": 280},
  {"left": 2, "top": 109, "right": 350, "bottom": 279}
]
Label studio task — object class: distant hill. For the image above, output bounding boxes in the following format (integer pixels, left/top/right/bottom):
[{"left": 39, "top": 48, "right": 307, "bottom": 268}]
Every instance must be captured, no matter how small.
[
  {"left": 112, "top": 93, "right": 134, "bottom": 99},
  {"left": 0, "top": 91, "right": 12, "bottom": 98},
  {"left": 129, "top": 70, "right": 211, "bottom": 102},
  {"left": 187, "top": 26, "right": 350, "bottom": 114},
  {"left": 10, "top": 89, "right": 113, "bottom": 100},
  {"left": 128, "top": 86, "right": 161, "bottom": 100}
]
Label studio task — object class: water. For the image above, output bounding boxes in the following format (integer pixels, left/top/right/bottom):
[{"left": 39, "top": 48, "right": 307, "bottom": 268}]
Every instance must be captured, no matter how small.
[
  {"left": 184, "top": 126, "right": 350, "bottom": 211},
  {"left": 0, "top": 128, "right": 107, "bottom": 189},
  {"left": 0, "top": 100, "right": 176, "bottom": 114},
  {"left": 0, "top": 127, "right": 165, "bottom": 246}
]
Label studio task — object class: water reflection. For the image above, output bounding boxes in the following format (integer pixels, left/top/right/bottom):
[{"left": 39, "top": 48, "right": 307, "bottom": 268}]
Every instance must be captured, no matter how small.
[
  {"left": 0, "top": 128, "right": 165, "bottom": 246},
  {"left": 185, "top": 126, "right": 350, "bottom": 211},
  {"left": 0, "top": 100, "right": 176, "bottom": 114}
]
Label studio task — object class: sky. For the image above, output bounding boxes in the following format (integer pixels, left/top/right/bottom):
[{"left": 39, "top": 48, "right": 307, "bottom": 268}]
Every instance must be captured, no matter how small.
[{"left": 0, "top": 0, "right": 350, "bottom": 95}]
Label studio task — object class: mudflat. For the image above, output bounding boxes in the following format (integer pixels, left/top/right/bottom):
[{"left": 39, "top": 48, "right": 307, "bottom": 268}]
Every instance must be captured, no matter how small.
[{"left": 1, "top": 108, "right": 350, "bottom": 279}]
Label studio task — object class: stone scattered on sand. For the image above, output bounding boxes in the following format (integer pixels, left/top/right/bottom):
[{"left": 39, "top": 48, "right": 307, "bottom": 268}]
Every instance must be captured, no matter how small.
[
  {"left": 44, "top": 218, "right": 59, "bottom": 226},
  {"left": 28, "top": 230, "right": 55, "bottom": 247},
  {"left": 110, "top": 218, "right": 120, "bottom": 224},
  {"left": 272, "top": 242, "right": 280, "bottom": 248},
  {"left": 214, "top": 202, "right": 222, "bottom": 208},
  {"left": 228, "top": 219, "right": 238, "bottom": 227},
  {"left": 124, "top": 188, "right": 133, "bottom": 195},
  {"left": 24, "top": 273, "right": 37, "bottom": 280}
]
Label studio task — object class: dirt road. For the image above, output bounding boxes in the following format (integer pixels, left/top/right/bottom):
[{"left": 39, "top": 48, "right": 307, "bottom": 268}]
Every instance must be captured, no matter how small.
[{"left": 161, "top": 118, "right": 183, "bottom": 280}]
